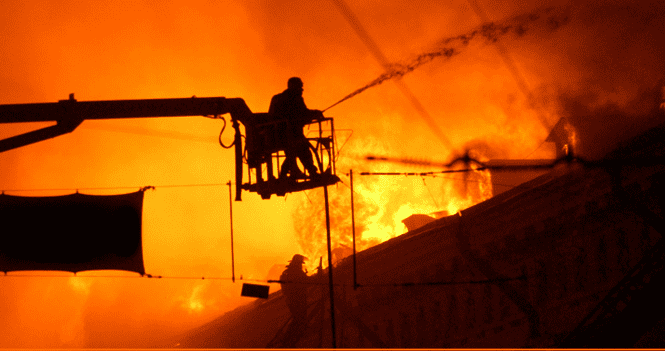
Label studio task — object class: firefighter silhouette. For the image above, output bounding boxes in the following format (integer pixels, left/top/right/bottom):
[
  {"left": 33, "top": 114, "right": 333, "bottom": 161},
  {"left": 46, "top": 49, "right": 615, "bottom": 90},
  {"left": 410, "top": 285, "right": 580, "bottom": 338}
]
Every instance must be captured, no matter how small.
[
  {"left": 269, "top": 77, "right": 323, "bottom": 179},
  {"left": 280, "top": 254, "right": 310, "bottom": 342}
]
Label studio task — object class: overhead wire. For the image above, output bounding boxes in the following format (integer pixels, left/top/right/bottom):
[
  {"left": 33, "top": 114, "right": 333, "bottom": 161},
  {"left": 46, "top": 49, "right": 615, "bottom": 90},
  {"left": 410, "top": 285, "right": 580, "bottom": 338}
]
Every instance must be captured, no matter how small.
[
  {"left": 361, "top": 172, "right": 519, "bottom": 189},
  {"left": 7, "top": 151, "right": 654, "bottom": 194},
  {"left": 357, "top": 152, "right": 665, "bottom": 198},
  {"left": 523, "top": 137, "right": 550, "bottom": 159},
  {"left": 5, "top": 154, "right": 659, "bottom": 288},
  {"left": 329, "top": 168, "right": 528, "bottom": 197},
  {"left": 1, "top": 271, "right": 526, "bottom": 287},
  {"left": 421, "top": 177, "right": 441, "bottom": 209},
  {"left": 367, "top": 152, "right": 665, "bottom": 169},
  {"left": 80, "top": 122, "right": 219, "bottom": 144},
  {"left": 328, "top": 0, "right": 454, "bottom": 150},
  {"left": 466, "top": 0, "right": 552, "bottom": 132},
  {"left": 0, "top": 182, "right": 235, "bottom": 193}
]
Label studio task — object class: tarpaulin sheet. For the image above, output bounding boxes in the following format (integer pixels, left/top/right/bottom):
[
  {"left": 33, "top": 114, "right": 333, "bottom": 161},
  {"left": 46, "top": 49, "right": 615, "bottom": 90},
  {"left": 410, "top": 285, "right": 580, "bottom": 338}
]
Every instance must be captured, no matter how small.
[{"left": 0, "top": 190, "right": 145, "bottom": 274}]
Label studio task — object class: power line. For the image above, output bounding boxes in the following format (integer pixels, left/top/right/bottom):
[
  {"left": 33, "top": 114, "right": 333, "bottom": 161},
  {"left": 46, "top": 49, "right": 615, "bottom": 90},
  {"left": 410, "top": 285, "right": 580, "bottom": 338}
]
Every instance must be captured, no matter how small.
[
  {"left": 422, "top": 177, "right": 441, "bottom": 209},
  {"left": 2, "top": 271, "right": 525, "bottom": 287},
  {"left": 270, "top": 275, "right": 527, "bottom": 287},
  {"left": 329, "top": 0, "right": 454, "bottom": 150},
  {"left": 1, "top": 182, "right": 233, "bottom": 193},
  {"left": 1, "top": 273, "right": 263, "bottom": 283},
  {"left": 358, "top": 170, "right": 544, "bottom": 191},
  {"left": 367, "top": 153, "right": 665, "bottom": 169},
  {"left": 7, "top": 152, "right": 652, "bottom": 196},
  {"left": 361, "top": 169, "right": 486, "bottom": 176},
  {"left": 341, "top": 168, "right": 525, "bottom": 194},
  {"left": 356, "top": 275, "right": 526, "bottom": 287},
  {"left": 523, "top": 137, "right": 550, "bottom": 159},
  {"left": 467, "top": 0, "right": 550, "bottom": 131}
]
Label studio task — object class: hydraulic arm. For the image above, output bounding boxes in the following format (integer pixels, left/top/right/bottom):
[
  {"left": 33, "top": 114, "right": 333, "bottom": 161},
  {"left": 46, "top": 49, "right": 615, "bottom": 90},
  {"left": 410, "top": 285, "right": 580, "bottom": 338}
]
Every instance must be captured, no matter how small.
[
  {"left": 0, "top": 94, "right": 339, "bottom": 200},
  {"left": 0, "top": 94, "right": 250, "bottom": 199}
]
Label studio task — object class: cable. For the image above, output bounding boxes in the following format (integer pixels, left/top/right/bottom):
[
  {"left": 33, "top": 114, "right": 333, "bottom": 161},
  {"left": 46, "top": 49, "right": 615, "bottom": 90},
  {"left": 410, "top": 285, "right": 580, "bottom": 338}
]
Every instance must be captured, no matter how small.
[
  {"left": 365, "top": 152, "right": 618, "bottom": 170},
  {"left": 1, "top": 273, "right": 267, "bottom": 283},
  {"left": 359, "top": 153, "right": 665, "bottom": 193},
  {"left": 422, "top": 177, "right": 441, "bottom": 209},
  {"left": 523, "top": 137, "right": 549, "bottom": 159},
  {"left": 360, "top": 171, "right": 542, "bottom": 191},
  {"left": 335, "top": 129, "right": 354, "bottom": 162},
  {"left": 217, "top": 116, "right": 235, "bottom": 149},
  {"left": 0, "top": 182, "right": 235, "bottom": 193},
  {"left": 356, "top": 275, "right": 526, "bottom": 287},
  {"left": 270, "top": 274, "right": 526, "bottom": 287},
  {"left": 4, "top": 153, "right": 654, "bottom": 195},
  {"left": 329, "top": 0, "right": 454, "bottom": 150},
  {"left": 340, "top": 169, "right": 510, "bottom": 195},
  {"left": 466, "top": 0, "right": 551, "bottom": 132},
  {"left": 361, "top": 169, "right": 488, "bottom": 176},
  {"left": 2, "top": 271, "right": 525, "bottom": 287}
]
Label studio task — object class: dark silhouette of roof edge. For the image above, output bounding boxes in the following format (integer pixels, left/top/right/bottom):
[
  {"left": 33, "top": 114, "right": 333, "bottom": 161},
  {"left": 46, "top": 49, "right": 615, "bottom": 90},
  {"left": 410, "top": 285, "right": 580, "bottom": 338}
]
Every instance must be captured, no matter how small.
[{"left": 170, "top": 116, "right": 665, "bottom": 348}]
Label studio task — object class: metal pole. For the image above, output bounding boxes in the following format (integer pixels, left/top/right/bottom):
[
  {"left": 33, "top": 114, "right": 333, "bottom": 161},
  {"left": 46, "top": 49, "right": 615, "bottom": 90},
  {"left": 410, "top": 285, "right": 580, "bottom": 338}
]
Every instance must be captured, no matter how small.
[
  {"left": 319, "top": 257, "right": 324, "bottom": 347},
  {"left": 232, "top": 121, "right": 243, "bottom": 201},
  {"left": 351, "top": 170, "right": 357, "bottom": 290},
  {"left": 228, "top": 181, "right": 236, "bottom": 283},
  {"left": 323, "top": 185, "right": 337, "bottom": 348}
]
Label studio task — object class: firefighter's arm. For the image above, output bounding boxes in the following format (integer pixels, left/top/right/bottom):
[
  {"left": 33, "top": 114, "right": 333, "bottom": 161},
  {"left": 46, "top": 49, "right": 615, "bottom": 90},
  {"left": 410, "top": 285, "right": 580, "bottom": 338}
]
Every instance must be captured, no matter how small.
[{"left": 309, "top": 109, "right": 325, "bottom": 121}]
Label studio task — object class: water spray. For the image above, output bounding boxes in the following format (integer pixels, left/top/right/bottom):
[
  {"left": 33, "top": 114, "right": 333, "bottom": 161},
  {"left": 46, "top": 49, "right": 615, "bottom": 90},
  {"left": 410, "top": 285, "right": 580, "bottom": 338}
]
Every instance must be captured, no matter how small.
[{"left": 323, "top": 6, "right": 569, "bottom": 112}]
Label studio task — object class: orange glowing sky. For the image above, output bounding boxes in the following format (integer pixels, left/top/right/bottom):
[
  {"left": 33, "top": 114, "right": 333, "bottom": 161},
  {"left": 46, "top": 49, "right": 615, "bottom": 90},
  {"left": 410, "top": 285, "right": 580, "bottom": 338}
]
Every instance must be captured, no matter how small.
[{"left": 1, "top": 0, "right": 664, "bottom": 347}]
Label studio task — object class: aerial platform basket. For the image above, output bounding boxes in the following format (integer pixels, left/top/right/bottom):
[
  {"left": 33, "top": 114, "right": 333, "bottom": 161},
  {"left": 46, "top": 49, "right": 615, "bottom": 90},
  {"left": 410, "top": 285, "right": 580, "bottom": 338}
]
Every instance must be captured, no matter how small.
[
  {"left": 0, "top": 95, "right": 340, "bottom": 200},
  {"left": 241, "top": 115, "right": 341, "bottom": 199}
]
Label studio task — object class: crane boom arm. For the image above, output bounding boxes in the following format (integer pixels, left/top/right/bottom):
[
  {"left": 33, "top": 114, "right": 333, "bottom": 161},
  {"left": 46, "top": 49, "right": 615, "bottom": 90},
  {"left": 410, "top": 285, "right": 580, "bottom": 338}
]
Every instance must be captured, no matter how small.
[
  {"left": 0, "top": 94, "right": 341, "bottom": 200},
  {"left": 0, "top": 95, "right": 252, "bottom": 200},
  {"left": 0, "top": 95, "right": 253, "bottom": 123}
]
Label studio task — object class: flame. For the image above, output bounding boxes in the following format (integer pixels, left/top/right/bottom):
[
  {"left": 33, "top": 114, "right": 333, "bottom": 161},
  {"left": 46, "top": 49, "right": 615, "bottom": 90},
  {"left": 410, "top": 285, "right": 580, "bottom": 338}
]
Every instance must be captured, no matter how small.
[
  {"left": 291, "top": 140, "right": 493, "bottom": 272},
  {"left": 1, "top": 0, "right": 664, "bottom": 347},
  {"left": 562, "top": 119, "right": 578, "bottom": 156}
]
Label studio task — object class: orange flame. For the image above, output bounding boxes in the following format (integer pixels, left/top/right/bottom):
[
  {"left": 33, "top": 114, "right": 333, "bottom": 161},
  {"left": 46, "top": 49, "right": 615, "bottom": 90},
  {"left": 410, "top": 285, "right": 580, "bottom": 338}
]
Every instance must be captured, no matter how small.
[{"left": 290, "top": 141, "right": 493, "bottom": 272}]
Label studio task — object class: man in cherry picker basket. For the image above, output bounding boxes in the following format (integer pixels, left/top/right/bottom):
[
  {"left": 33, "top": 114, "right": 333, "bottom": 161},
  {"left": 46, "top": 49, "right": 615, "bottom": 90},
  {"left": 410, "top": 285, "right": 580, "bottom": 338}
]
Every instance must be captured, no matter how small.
[{"left": 269, "top": 77, "right": 324, "bottom": 180}]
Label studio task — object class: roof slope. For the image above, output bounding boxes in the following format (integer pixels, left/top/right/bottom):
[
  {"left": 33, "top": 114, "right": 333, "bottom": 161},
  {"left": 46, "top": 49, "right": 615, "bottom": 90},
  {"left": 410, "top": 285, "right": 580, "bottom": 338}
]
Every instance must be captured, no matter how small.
[{"left": 172, "top": 120, "right": 665, "bottom": 348}]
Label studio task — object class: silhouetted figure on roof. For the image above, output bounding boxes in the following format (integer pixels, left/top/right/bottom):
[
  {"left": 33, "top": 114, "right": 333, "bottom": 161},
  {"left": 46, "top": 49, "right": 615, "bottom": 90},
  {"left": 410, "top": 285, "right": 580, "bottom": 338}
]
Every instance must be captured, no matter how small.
[
  {"left": 269, "top": 77, "right": 323, "bottom": 180},
  {"left": 279, "top": 254, "right": 310, "bottom": 345}
]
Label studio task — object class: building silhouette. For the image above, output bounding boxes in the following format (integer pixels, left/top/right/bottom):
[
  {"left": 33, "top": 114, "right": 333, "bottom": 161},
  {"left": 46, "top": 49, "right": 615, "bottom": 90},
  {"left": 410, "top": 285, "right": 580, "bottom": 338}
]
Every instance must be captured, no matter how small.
[{"left": 169, "top": 119, "right": 665, "bottom": 348}]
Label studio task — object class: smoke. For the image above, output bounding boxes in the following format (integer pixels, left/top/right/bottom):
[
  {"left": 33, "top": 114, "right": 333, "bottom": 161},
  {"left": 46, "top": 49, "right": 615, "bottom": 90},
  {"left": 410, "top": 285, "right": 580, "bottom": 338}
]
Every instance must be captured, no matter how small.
[
  {"left": 2, "top": 0, "right": 664, "bottom": 348},
  {"left": 334, "top": 0, "right": 665, "bottom": 162},
  {"left": 548, "top": 1, "right": 665, "bottom": 160},
  {"left": 288, "top": 4, "right": 577, "bottom": 262},
  {"left": 291, "top": 0, "right": 665, "bottom": 267}
]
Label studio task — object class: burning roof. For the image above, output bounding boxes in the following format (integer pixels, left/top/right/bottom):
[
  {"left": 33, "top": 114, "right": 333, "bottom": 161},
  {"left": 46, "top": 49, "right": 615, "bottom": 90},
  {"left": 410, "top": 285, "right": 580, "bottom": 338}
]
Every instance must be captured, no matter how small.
[{"left": 170, "top": 110, "right": 665, "bottom": 347}]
